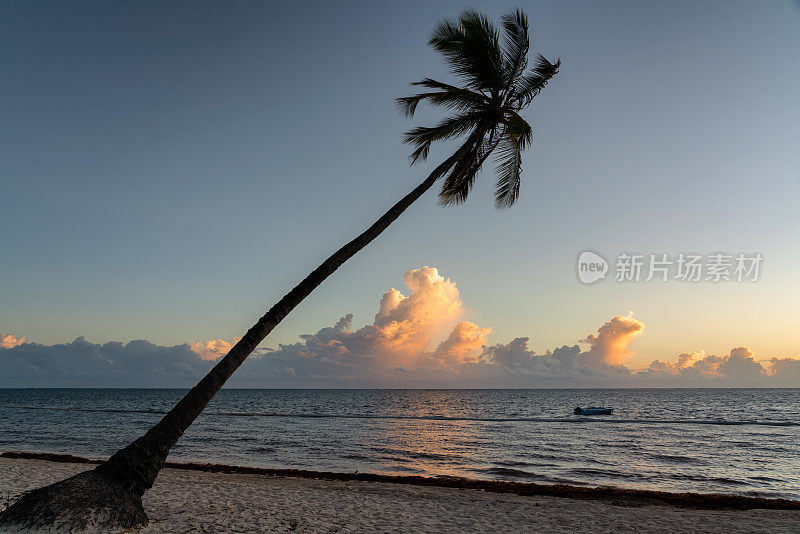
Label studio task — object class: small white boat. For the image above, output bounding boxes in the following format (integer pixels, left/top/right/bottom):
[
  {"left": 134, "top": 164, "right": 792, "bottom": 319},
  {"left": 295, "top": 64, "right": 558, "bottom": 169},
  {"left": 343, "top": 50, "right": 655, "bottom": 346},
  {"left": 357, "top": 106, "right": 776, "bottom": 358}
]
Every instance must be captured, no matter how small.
[{"left": 574, "top": 406, "right": 613, "bottom": 415}]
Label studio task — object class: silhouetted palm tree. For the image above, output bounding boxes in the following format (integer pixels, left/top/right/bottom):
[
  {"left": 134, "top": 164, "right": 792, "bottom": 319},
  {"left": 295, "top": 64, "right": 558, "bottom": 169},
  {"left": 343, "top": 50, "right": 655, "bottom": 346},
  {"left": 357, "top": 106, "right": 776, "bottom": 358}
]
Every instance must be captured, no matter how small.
[{"left": 0, "top": 8, "right": 558, "bottom": 530}]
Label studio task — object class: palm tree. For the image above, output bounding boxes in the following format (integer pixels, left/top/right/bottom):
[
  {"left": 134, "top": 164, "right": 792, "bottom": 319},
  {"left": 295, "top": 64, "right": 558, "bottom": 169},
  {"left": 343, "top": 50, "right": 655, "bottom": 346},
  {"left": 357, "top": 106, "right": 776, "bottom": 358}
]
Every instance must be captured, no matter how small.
[{"left": 0, "top": 8, "right": 558, "bottom": 531}]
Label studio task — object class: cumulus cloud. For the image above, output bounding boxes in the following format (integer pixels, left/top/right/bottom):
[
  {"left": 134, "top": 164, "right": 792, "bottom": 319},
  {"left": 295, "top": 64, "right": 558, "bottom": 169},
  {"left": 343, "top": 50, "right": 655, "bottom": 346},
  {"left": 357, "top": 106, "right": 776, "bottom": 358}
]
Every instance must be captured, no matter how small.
[
  {"left": 0, "top": 333, "right": 25, "bottom": 349},
  {"left": 2, "top": 267, "right": 800, "bottom": 388},
  {"left": 261, "top": 266, "right": 471, "bottom": 369},
  {"left": 366, "top": 267, "right": 465, "bottom": 360},
  {"left": 646, "top": 351, "right": 707, "bottom": 374},
  {"left": 475, "top": 314, "right": 643, "bottom": 382},
  {"left": 435, "top": 322, "right": 492, "bottom": 364},
  {"left": 581, "top": 314, "right": 644, "bottom": 367},
  {"left": 767, "top": 358, "right": 800, "bottom": 385},
  {"left": 719, "top": 347, "right": 767, "bottom": 379}
]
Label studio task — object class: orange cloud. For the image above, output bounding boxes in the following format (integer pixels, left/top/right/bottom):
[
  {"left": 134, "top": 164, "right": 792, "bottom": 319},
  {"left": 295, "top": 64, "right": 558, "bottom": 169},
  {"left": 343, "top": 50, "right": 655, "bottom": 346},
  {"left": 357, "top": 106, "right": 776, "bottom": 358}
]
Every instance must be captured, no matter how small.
[
  {"left": 253, "top": 267, "right": 485, "bottom": 371},
  {"left": 367, "top": 266, "right": 465, "bottom": 359},
  {"left": 435, "top": 321, "right": 492, "bottom": 364},
  {"left": 581, "top": 314, "right": 644, "bottom": 367},
  {"left": 190, "top": 337, "right": 240, "bottom": 361},
  {"left": 0, "top": 333, "right": 26, "bottom": 349}
]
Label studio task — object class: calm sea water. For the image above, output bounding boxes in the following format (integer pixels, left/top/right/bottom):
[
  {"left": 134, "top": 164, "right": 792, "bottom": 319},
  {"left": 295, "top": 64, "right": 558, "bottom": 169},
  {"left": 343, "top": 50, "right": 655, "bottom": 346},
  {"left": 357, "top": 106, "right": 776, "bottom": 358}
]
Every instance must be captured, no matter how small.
[{"left": 1, "top": 389, "right": 798, "bottom": 499}]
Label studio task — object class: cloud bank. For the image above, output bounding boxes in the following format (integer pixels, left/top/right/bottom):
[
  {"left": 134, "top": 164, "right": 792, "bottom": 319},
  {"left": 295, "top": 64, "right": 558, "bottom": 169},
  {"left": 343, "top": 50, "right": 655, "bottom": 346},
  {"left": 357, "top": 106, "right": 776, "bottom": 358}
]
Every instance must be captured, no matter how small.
[
  {"left": 2, "top": 267, "right": 799, "bottom": 387},
  {"left": 0, "top": 337, "right": 212, "bottom": 387}
]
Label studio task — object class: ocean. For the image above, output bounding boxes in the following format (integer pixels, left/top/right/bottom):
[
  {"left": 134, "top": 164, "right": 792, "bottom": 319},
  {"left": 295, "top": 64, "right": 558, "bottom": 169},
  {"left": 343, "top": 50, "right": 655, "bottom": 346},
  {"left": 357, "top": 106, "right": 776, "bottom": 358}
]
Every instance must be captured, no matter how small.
[{"left": 1, "top": 388, "right": 798, "bottom": 499}]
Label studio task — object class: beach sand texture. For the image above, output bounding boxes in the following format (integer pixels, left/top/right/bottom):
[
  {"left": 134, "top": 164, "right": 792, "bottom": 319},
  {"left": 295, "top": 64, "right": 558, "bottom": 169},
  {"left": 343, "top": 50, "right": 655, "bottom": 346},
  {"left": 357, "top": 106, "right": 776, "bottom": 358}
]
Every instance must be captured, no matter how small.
[{"left": 2, "top": 457, "right": 799, "bottom": 533}]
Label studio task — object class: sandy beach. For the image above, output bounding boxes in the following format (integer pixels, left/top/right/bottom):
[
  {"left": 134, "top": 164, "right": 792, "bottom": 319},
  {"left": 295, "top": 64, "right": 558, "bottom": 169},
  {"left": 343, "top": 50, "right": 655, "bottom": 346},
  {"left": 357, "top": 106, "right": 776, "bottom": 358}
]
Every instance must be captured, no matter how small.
[{"left": 1, "top": 456, "right": 798, "bottom": 533}]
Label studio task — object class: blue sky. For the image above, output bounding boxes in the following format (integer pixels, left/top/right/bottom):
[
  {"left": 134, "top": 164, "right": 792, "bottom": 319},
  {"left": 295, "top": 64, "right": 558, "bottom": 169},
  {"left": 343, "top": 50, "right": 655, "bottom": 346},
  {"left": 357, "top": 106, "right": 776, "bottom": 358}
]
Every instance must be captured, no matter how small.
[{"left": 2, "top": 1, "right": 800, "bottom": 383}]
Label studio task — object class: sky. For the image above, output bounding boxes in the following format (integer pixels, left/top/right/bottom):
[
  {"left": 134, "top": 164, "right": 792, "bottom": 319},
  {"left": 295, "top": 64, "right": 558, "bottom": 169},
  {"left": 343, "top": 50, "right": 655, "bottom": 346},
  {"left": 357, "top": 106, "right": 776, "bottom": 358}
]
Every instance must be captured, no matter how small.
[{"left": 1, "top": 1, "right": 799, "bottom": 387}]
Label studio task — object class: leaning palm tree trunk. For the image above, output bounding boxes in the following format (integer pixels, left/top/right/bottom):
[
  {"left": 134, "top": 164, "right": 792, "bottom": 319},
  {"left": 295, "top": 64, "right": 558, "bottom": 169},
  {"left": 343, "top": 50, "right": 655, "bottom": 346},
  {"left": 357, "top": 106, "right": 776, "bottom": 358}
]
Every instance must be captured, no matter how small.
[
  {"left": 97, "top": 147, "right": 465, "bottom": 492},
  {"left": 0, "top": 150, "right": 464, "bottom": 532}
]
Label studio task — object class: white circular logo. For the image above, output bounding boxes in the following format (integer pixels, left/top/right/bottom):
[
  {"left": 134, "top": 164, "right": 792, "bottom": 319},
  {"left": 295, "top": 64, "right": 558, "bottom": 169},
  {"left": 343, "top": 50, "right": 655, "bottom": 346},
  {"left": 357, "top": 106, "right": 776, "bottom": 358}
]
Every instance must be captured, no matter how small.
[{"left": 577, "top": 251, "right": 608, "bottom": 284}]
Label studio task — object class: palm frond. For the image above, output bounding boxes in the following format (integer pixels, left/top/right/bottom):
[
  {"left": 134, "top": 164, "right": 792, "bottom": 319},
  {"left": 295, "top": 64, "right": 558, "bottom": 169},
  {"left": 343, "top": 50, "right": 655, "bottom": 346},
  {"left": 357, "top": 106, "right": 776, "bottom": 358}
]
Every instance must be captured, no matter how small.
[
  {"left": 396, "top": 85, "right": 488, "bottom": 118},
  {"left": 500, "top": 9, "right": 529, "bottom": 88},
  {"left": 513, "top": 55, "right": 560, "bottom": 106},
  {"left": 493, "top": 132, "right": 525, "bottom": 209},
  {"left": 410, "top": 78, "right": 486, "bottom": 94},
  {"left": 429, "top": 10, "right": 503, "bottom": 92},
  {"left": 504, "top": 111, "right": 532, "bottom": 149},
  {"left": 492, "top": 113, "right": 531, "bottom": 208},
  {"left": 439, "top": 131, "right": 499, "bottom": 206},
  {"left": 402, "top": 112, "right": 484, "bottom": 164}
]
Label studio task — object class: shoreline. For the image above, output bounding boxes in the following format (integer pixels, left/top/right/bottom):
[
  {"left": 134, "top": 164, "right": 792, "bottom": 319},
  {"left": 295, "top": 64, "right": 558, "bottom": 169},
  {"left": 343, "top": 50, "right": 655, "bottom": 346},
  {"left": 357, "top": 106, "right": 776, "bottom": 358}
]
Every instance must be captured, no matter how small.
[{"left": 3, "top": 450, "right": 798, "bottom": 511}]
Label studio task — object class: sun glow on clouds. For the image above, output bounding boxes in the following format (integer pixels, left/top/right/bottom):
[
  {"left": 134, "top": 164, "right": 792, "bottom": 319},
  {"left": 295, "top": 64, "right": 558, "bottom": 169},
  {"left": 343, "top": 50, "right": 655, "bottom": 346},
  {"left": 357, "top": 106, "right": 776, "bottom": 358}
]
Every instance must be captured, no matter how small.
[
  {"left": 188, "top": 268, "right": 776, "bottom": 384},
  {"left": 318, "top": 266, "right": 487, "bottom": 366},
  {"left": 0, "top": 333, "right": 25, "bottom": 349},
  {"left": 189, "top": 267, "right": 486, "bottom": 368},
  {"left": 246, "top": 267, "right": 649, "bottom": 379},
  {"left": 190, "top": 338, "right": 240, "bottom": 361},
  {"left": 237, "top": 268, "right": 799, "bottom": 386},
  {"left": 581, "top": 314, "right": 644, "bottom": 367},
  {"left": 436, "top": 321, "right": 492, "bottom": 364},
  {"left": 5, "top": 266, "right": 800, "bottom": 387},
  {"left": 371, "top": 267, "right": 465, "bottom": 356}
]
